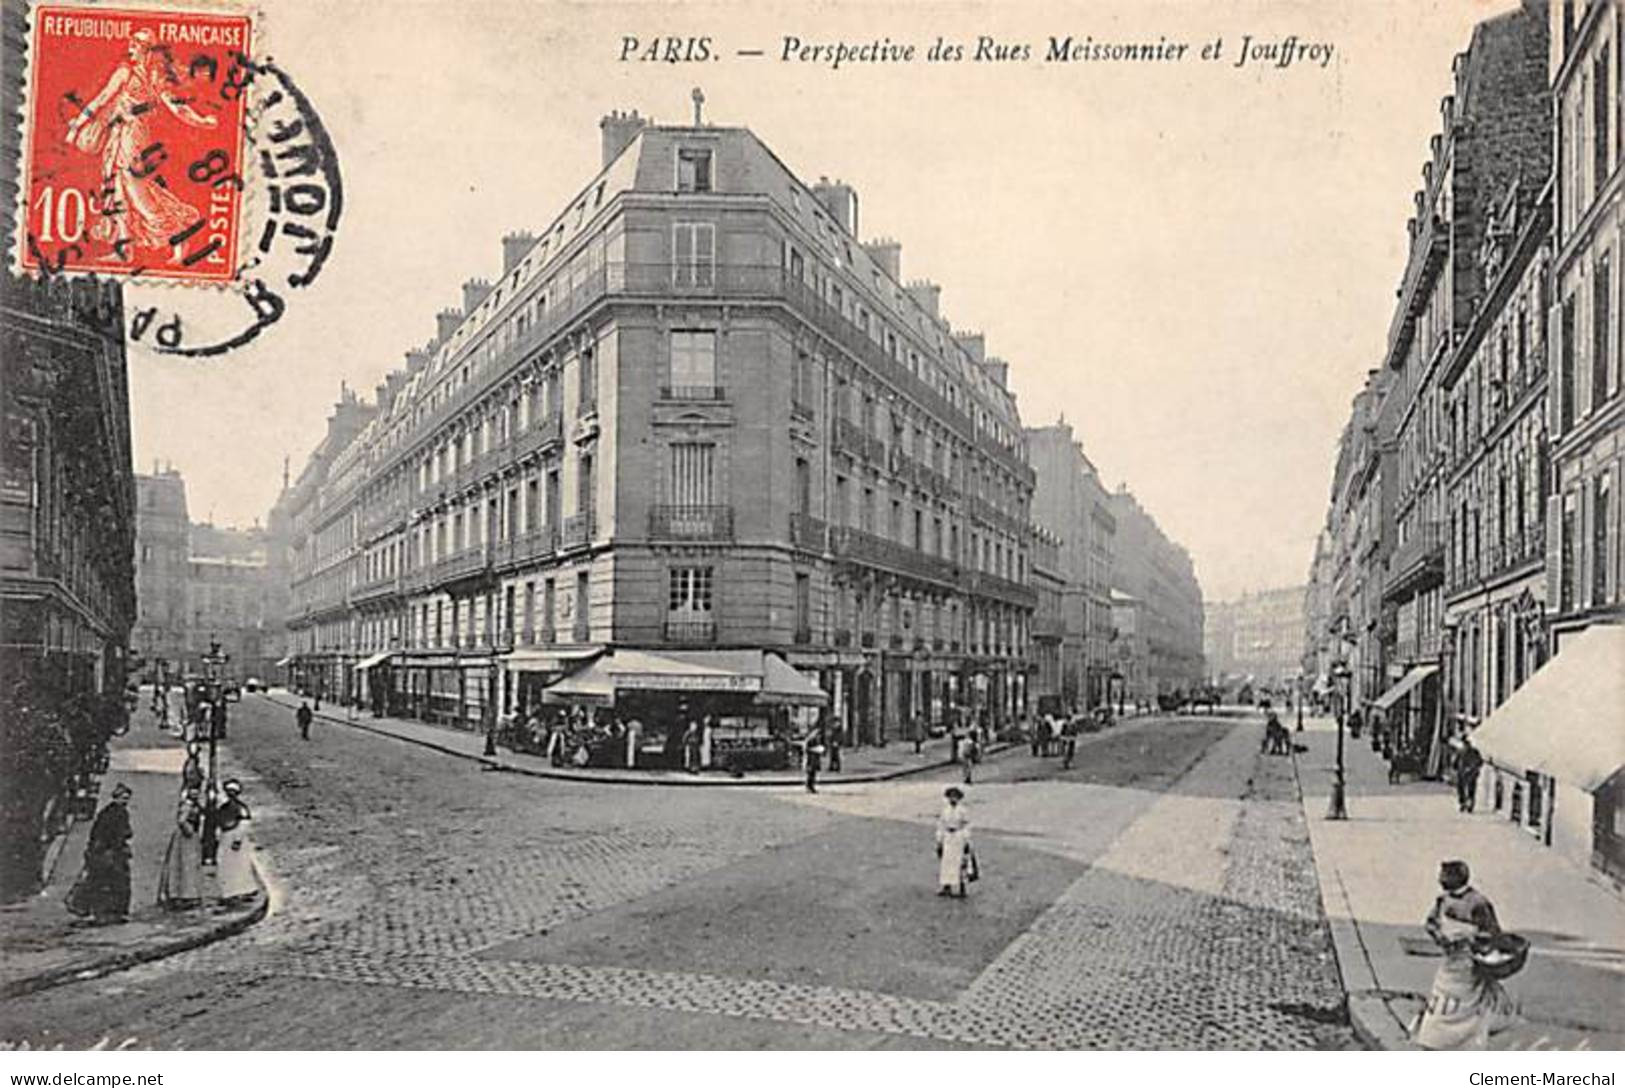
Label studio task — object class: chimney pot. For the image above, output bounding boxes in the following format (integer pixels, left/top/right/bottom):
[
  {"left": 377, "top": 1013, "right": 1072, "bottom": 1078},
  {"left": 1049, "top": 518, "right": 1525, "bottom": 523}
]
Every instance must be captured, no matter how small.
[
  {"left": 501, "top": 232, "right": 537, "bottom": 276},
  {"left": 436, "top": 308, "right": 464, "bottom": 343},
  {"left": 600, "top": 110, "right": 648, "bottom": 169}
]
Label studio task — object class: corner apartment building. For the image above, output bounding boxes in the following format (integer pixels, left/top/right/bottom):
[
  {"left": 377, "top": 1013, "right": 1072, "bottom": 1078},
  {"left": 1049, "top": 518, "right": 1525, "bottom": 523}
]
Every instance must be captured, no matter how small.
[
  {"left": 1027, "top": 419, "right": 1117, "bottom": 709},
  {"left": 1109, "top": 488, "right": 1204, "bottom": 699},
  {"left": 1378, "top": 2, "right": 1550, "bottom": 767},
  {"left": 282, "top": 109, "right": 1037, "bottom": 742}
]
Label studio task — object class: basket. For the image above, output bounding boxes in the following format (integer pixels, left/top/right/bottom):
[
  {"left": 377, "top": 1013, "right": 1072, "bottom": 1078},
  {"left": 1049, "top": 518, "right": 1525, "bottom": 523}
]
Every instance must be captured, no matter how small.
[{"left": 1472, "top": 932, "right": 1530, "bottom": 980}]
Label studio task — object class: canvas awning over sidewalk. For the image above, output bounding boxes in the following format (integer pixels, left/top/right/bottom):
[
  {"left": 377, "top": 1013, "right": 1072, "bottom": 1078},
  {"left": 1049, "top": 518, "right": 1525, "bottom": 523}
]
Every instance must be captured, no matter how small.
[
  {"left": 1470, "top": 624, "right": 1625, "bottom": 791},
  {"left": 354, "top": 652, "right": 392, "bottom": 671},
  {"left": 504, "top": 646, "right": 602, "bottom": 674},
  {"left": 543, "top": 650, "right": 827, "bottom": 707},
  {"left": 1371, "top": 664, "right": 1437, "bottom": 710}
]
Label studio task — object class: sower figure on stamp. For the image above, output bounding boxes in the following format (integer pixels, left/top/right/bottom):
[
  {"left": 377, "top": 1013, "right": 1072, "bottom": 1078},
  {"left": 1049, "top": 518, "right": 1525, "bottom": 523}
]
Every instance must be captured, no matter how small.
[{"left": 63, "top": 28, "right": 218, "bottom": 257}]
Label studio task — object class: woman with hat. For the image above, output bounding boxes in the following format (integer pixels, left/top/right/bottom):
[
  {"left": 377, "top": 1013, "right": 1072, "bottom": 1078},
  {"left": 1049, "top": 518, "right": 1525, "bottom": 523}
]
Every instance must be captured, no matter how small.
[
  {"left": 212, "top": 779, "right": 256, "bottom": 904},
  {"left": 67, "top": 783, "right": 133, "bottom": 924},
  {"left": 1413, "top": 859, "right": 1517, "bottom": 1048},
  {"left": 157, "top": 789, "right": 205, "bottom": 911},
  {"left": 935, "top": 786, "right": 974, "bottom": 898}
]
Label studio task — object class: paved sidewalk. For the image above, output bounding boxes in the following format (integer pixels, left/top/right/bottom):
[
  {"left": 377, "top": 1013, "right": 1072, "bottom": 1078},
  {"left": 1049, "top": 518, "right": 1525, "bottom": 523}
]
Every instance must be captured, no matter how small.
[
  {"left": 0, "top": 729, "right": 268, "bottom": 1000},
  {"left": 261, "top": 690, "right": 1012, "bottom": 786},
  {"left": 1291, "top": 712, "right": 1625, "bottom": 1050}
]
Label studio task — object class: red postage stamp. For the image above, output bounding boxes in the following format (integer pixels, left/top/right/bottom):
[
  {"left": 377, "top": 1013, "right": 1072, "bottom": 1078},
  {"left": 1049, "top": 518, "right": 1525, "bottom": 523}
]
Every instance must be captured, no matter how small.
[{"left": 18, "top": 4, "right": 254, "bottom": 283}]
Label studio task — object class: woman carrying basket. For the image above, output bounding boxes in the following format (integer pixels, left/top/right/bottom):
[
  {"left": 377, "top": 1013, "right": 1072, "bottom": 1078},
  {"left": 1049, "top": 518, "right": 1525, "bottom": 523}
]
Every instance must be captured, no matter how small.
[{"left": 1413, "top": 859, "right": 1522, "bottom": 1049}]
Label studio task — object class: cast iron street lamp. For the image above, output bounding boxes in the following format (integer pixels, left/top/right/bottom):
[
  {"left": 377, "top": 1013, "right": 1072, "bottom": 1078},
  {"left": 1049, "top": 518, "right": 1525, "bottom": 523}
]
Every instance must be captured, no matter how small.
[{"left": 1328, "top": 659, "right": 1350, "bottom": 820}]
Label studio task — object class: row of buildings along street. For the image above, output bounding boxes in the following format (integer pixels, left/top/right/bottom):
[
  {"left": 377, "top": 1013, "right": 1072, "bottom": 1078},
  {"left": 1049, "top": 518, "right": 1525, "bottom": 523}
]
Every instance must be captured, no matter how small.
[
  {"left": 1303, "top": 0, "right": 1623, "bottom": 885},
  {"left": 234, "top": 110, "right": 1206, "bottom": 769}
]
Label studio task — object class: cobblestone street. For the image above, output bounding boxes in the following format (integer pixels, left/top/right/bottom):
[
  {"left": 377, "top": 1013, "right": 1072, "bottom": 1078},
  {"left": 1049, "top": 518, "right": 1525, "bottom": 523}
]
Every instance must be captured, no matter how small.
[{"left": 0, "top": 700, "right": 1355, "bottom": 1049}]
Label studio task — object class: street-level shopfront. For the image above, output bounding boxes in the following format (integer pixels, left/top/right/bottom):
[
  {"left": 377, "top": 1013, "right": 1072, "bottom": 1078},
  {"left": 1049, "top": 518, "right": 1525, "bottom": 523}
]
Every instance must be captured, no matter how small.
[
  {"left": 1370, "top": 663, "right": 1440, "bottom": 769},
  {"left": 1470, "top": 624, "right": 1625, "bottom": 882},
  {"left": 543, "top": 649, "right": 827, "bottom": 770}
]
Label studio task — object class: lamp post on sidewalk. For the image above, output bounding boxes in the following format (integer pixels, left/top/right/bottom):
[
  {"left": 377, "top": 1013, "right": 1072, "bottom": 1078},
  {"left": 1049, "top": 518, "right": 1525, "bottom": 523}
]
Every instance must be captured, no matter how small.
[{"left": 1329, "top": 659, "right": 1350, "bottom": 820}]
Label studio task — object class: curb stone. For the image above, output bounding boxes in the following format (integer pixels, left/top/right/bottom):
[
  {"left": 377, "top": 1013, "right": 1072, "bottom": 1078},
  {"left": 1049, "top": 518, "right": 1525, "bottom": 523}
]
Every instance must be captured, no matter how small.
[
  {"left": 271, "top": 694, "right": 1012, "bottom": 787},
  {"left": 1, "top": 890, "right": 268, "bottom": 1001}
]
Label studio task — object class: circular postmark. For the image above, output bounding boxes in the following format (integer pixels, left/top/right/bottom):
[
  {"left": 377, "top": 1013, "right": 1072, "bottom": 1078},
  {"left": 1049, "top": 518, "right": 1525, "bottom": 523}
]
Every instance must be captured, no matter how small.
[{"left": 17, "top": 4, "right": 342, "bottom": 357}]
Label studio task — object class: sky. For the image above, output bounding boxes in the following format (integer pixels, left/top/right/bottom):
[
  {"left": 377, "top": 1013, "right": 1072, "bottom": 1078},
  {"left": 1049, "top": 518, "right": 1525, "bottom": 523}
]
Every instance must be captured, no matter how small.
[{"left": 122, "top": 0, "right": 1526, "bottom": 602}]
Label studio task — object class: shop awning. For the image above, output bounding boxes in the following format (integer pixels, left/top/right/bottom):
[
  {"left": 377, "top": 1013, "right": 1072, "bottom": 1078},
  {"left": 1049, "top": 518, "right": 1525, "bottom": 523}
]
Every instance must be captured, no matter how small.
[
  {"left": 505, "top": 646, "right": 602, "bottom": 673},
  {"left": 542, "top": 649, "right": 827, "bottom": 706},
  {"left": 354, "top": 652, "right": 393, "bottom": 671},
  {"left": 756, "top": 654, "right": 829, "bottom": 707},
  {"left": 274, "top": 655, "right": 294, "bottom": 667},
  {"left": 1372, "top": 664, "right": 1438, "bottom": 711},
  {"left": 1471, "top": 625, "right": 1625, "bottom": 792}
]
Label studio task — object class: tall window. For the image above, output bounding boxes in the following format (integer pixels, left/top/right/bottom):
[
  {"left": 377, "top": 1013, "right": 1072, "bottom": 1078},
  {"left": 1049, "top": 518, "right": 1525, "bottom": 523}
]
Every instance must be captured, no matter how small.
[
  {"left": 542, "top": 578, "right": 556, "bottom": 640},
  {"left": 578, "top": 349, "right": 597, "bottom": 415},
  {"left": 795, "top": 458, "right": 811, "bottom": 515},
  {"left": 673, "top": 223, "right": 715, "bottom": 288},
  {"left": 1595, "top": 253, "right": 1613, "bottom": 413},
  {"left": 794, "top": 573, "right": 810, "bottom": 635},
  {"left": 668, "top": 566, "right": 713, "bottom": 614},
  {"left": 523, "top": 581, "right": 535, "bottom": 642},
  {"left": 573, "top": 571, "right": 590, "bottom": 639},
  {"left": 676, "top": 148, "right": 713, "bottom": 192},
  {"left": 578, "top": 454, "right": 594, "bottom": 517},
  {"left": 547, "top": 468, "right": 561, "bottom": 529},
  {"left": 1561, "top": 493, "right": 1578, "bottom": 612},
  {"left": 1561, "top": 295, "right": 1577, "bottom": 432},
  {"left": 1596, "top": 47, "right": 1613, "bottom": 202},
  {"left": 670, "top": 331, "right": 717, "bottom": 392},
  {"left": 670, "top": 443, "right": 714, "bottom": 506},
  {"left": 525, "top": 479, "right": 539, "bottom": 534},
  {"left": 1594, "top": 473, "right": 1612, "bottom": 606}
]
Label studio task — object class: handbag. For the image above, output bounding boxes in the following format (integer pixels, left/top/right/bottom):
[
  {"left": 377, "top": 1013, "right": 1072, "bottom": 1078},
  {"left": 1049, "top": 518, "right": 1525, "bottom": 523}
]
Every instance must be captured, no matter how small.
[{"left": 963, "top": 846, "right": 980, "bottom": 883}]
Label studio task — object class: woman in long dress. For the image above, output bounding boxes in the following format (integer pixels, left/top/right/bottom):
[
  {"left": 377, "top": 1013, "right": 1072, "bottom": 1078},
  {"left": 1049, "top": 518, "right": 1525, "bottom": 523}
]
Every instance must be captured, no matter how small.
[
  {"left": 212, "top": 779, "right": 257, "bottom": 903},
  {"left": 935, "top": 787, "right": 972, "bottom": 898},
  {"left": 1413, "top": 860, "right": 1517, "bottom": 1049},
  {"left": 66, "top": 783, "right": 133, "bottom": 924},
  {"left": 157, "top": 790, "right": 204, "bottom": 910},
  {"left": 62, "top": 28, "right": 218, "bottom": 256}
]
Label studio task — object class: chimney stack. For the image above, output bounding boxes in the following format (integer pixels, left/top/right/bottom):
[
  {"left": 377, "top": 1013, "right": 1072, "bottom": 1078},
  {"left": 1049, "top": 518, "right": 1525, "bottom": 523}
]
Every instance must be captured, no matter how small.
[
  {"left": 983, "top": 357, "right": 1009, "bottom": 389},
  {"left": 811, "top": 177, "right": 859, "bottom": 236},
  {"left": 863, "top": 238, "right": 901, "bottom": 282},
  {"left": 954, "top": 331, "right": 986, "bottom": 364},
  {"left": 405, "top": 346, "right": 432, "bottom": 373},
  {"left": 906, "top": 280, "right": 940, "bottom": 320},
  {"left": 462, "top": 278, "right": 492, "bottom": 313},
  {"left": 600, "top": 109, "right": 647, "bottom": 169},
  {"left": 436, "top": 308, "right": 463, "bottom": 343},
  {"left": 501, "top": 232, "right": 537, "bottom": 276}
]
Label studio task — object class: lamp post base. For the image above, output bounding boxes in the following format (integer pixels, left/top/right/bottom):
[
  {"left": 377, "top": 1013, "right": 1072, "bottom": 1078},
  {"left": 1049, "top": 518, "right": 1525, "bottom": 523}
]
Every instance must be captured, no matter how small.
[{"left": 1327, "top": 775, "right": 1349, "bottom": 820}]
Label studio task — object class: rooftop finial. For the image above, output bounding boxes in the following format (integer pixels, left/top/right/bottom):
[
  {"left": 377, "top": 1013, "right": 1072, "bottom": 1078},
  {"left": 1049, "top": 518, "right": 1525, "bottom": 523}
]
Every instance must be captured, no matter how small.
[{"left": 691, "top": 86, "right": 705, "bottom": 126}]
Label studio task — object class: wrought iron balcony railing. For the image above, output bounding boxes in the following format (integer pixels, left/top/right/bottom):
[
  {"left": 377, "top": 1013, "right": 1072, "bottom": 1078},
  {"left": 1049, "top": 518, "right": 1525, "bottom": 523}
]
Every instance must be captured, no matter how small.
[
  {"left": 658, "top": 385, "right": 726, "bottom": 402},
  {"left": 649, "top": 504, "right": 734, "bottom": 542},
  {"left": 664, "top": 616, "right": 717, "bottom": 643}
]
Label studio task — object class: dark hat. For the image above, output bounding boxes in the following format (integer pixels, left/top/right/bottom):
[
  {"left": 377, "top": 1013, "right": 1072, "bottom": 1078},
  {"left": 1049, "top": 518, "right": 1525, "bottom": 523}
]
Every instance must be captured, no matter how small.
[
  {"left": 110, "top": 782, "right": 133, "bottom": 799},
  {"left": 222, "top": 779, "right": 243, "bottom": 794},
  {"left": 945, "top": 786, "right": 964, "bottom": 800}
]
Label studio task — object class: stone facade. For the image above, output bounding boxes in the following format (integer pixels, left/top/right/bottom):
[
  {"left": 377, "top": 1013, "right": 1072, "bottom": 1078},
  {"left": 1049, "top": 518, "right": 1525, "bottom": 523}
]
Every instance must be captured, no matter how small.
[
  {"left": 1206, "top": 585, "right": 1307, "bottom": 689},
  {"left": 1109, "top": 489, "right": 1204, "bottom": 699},
  {"left": 281, "top": 112, "right": 1037, "bottom": 741},
  {"left": 1027, "top": 420, "right": 1118, "bottom": 709}
]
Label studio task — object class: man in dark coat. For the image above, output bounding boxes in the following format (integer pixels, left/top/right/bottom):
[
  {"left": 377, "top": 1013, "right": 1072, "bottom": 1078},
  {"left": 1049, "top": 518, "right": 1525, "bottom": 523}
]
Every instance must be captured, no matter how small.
[
  {"left": 296, "top": 700, "right": 313, "bottom": 741},
  {"left": 68, "top": 782, "right": 133, "bottom": 924},
  {"left": 1456, "top": 740, "right": 1484, "bottom": 813}
]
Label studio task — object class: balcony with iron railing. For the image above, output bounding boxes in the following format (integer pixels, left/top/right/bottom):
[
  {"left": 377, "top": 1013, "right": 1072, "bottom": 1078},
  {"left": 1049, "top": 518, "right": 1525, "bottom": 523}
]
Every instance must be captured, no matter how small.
[
  {"left": 561, "top": 511, "right": 595, "bottom": 550},
  {"left": 658, "top": 385, "right": 727, "bottom": 402},
  {"left": 352, "top": 574, "right": 401, "bottom": 606},
  {"left": 501, "top": 527, "right": 558, "bottom": 569},
  {"left": 435, "top": 546, "right": 491, "bottom": 585},
  {"left": 649, "top": 504, "right": 734, "bottom": 542},
  {"left": 828, "top": 524, "right": 959, "bottom": 587},
  {"left": 1385, "top": 519, "right": 1444, "bottom": 598},
  {"left": 663, "top": 615, "right": 717, "bottom": 643},
  {"left": 510, "top": 414, "right": 563, "bottom": 461},
  {"left": 962, "top": 569, "right": 1038, "bottom": 609},
  {"left": 788, "top": 512, "right": 828, "bottom": 551}
]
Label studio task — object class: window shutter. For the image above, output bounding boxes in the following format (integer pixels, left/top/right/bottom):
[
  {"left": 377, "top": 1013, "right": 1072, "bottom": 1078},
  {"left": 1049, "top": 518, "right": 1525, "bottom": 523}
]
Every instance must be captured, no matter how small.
[
  {"left": 1545, "top": 493, "right": 1562, "bottom": 612},
  {"left": 1547, "top": 301, "right": 1563, "bottom": 435}
]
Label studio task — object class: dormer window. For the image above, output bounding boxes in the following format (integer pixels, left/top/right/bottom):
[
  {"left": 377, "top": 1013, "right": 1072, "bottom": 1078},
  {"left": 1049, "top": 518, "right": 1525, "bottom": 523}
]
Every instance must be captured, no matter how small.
[{"left": 677, "top": 148, "right": 713, "bottom": 193}]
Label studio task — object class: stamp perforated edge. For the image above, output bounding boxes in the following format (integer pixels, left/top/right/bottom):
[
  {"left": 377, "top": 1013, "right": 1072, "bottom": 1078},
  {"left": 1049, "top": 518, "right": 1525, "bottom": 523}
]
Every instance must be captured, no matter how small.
[{"left": 9, "top": 0, "right": 268, "bottom": 293}]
